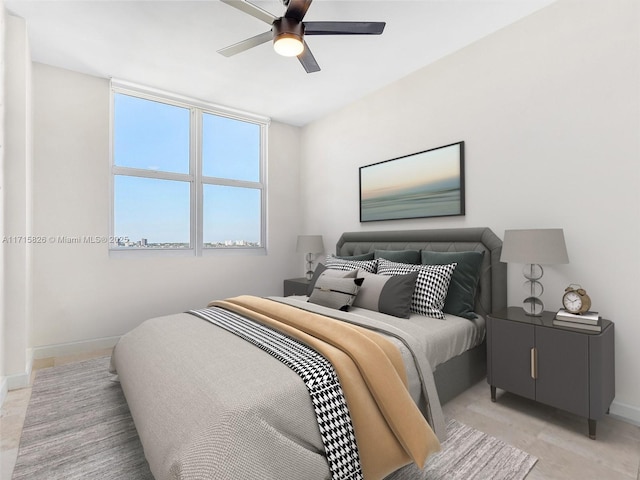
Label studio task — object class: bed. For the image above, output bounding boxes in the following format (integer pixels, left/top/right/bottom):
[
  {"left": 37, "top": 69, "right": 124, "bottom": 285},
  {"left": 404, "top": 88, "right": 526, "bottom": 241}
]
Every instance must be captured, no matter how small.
[
  {"left": 334, "top": 228, "right": 506, "bottom": 404},
  {"left": 110, "top": 227, "right": 506, "bottom": 480}
]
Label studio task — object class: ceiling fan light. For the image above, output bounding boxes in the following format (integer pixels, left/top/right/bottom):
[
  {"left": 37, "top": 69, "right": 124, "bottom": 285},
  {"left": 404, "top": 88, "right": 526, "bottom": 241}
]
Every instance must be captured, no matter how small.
[{"left": 274, "top": 33, "right": 304, "bottom": 57}]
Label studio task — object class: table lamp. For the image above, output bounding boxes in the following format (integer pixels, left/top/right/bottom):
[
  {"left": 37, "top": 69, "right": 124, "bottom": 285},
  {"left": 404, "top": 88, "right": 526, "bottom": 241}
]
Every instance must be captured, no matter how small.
[
  {"left": 296, "top": 235, "right": 324, "bottom": 280},
  {"left": 500, "top": 229, "right": 569, "bottom": 316}
]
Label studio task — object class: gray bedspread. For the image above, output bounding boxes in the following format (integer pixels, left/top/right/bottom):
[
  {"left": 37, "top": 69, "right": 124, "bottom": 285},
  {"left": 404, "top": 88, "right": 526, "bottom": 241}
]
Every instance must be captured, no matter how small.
[{"left": 110, "top": 297, "right": 446, "bottom": 480}]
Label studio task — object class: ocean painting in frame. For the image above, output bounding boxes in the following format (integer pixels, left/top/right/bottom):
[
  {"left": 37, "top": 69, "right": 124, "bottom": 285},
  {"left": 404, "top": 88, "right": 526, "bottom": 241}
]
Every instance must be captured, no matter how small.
[{"left": 360, "top": 142, "right": 465, "bottom": 222}]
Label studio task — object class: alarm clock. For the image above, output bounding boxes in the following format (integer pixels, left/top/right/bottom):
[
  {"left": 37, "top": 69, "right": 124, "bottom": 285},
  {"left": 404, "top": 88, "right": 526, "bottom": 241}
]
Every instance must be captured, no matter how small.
[{"left": 562, "top": 285, "right": 592, "bottom": 314}]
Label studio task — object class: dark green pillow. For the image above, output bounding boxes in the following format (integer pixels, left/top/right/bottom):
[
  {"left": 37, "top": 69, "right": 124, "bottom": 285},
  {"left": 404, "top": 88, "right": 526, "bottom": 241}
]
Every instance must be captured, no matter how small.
[
  {"left": 337, "top": 252, "right": 375, "bottom": 261},
  {"left": 421, "top": 250, "right": 485, "bottom": 319},
  {"left": 374, "top": 249, "right": 421, "bottom": 265}
]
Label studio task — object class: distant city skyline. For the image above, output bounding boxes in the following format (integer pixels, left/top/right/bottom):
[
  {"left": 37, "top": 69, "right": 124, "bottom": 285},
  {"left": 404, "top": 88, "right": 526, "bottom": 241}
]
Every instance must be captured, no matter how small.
[{"left": 114, "top": 237, "right": 260, "bottom": 249}]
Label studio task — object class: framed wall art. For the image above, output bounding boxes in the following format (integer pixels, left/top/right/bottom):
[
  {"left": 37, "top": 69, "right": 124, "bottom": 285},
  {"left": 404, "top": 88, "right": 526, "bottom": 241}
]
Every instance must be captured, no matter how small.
[{"left": 359, "top": 141, "right": 465, "bottom": 222}]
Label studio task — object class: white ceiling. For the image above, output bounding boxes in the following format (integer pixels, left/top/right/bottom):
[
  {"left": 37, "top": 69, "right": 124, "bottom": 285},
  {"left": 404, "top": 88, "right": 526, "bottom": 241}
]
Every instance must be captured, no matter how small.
[{"left": 5, "top": 0, "right": 555, "bottom": 126}]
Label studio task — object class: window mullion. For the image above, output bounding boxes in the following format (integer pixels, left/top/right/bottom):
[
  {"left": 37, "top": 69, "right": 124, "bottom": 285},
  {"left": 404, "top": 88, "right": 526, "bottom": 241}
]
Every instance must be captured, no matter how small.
[
  {"left": 193, "top": 108, "right": 203, "bottom": 256},
  {"left": 260, "top": 123, "right": 267, "bottom": 251}
]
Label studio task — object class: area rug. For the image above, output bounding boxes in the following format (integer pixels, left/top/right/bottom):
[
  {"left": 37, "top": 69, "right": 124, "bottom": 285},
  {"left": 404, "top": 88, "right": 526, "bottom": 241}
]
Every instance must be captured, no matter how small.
[
  {"left": 387, "top": 420, "right": 538, "bottom": 480},
  {"left": 13, "top": 356, "right": 537, "bottom": 480},
  {"left": 12, "top": 356, "right": 153, "bottom": 480}
]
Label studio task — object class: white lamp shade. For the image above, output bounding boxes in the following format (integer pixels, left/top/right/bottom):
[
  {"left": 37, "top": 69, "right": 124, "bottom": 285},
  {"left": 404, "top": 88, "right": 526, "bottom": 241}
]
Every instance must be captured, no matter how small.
[
  {"left": 296, "top": 235, "right": 324, "bottom": 254},
  {"left": 501, "top": 229, "right": 569, "bottom": 265}
]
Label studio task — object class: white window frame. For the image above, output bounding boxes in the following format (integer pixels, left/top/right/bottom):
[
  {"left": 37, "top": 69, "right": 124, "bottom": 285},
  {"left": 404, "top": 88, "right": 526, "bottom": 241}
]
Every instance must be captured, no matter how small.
[{"left": 109, "top": 80, "right": 269, "bottom": 257}]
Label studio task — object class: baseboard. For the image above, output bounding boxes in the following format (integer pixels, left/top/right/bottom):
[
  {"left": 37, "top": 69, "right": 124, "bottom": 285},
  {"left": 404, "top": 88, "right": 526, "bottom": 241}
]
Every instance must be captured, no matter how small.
[
  {"left": 610, "top": 400, "right": 640, "bottom": 427},
  {"left": 6, "top": 371, "right": 30, "bottom": 390},
  {"left": 3, "top": 339, "right": 119, "bottom": 396},
  {"left": 5, "top": 348, "right": 34, "bottom": 391},
  {"left": 32, "top": 335, "right": 120, "bottom": 360}
]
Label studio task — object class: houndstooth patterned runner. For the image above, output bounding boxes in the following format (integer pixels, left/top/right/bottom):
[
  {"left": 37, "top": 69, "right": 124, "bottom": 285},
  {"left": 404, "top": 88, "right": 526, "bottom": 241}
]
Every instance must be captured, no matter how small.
[{"left": 189, "top": 307, "right": 363, "bottom": 480}]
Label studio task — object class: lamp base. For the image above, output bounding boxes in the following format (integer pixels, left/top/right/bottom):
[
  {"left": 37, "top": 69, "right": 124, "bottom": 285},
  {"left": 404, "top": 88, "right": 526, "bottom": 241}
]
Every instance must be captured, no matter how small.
[
  {"left": 523, "top": 296, "right": 544, "bottom": 316},
  {"left": 305, "top": 253, "right": 314, "bottom": 280},
  {"left": 522, "top": 263, "right": 544, "bottom": 316}
]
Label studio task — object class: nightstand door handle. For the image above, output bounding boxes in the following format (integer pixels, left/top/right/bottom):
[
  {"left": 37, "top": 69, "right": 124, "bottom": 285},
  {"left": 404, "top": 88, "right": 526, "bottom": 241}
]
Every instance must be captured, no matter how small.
[{"left": 530, "top": 347, "right": 538, "bottom": 379}]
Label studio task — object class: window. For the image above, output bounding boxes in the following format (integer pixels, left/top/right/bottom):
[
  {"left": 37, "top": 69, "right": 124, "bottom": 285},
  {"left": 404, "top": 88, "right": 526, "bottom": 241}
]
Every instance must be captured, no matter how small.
[{"left": 110, "top": 82, "right": 268, "bottom": 255}]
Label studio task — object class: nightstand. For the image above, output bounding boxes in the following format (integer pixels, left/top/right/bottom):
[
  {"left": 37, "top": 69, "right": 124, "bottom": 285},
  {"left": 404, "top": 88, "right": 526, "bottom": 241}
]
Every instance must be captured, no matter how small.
[
  {"left": 283, "top": 277, "right": 310, "bottom": 296},
  {"left": 487, "top": 307, "right": 615, "bottom": 439}
]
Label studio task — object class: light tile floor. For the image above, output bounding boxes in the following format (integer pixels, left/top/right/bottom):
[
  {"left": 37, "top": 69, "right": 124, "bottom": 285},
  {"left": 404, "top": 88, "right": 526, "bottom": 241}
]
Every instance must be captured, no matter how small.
[
  {"left": 442, "top": 381, "right": 640, "bottom": 480},
  {"left": 2, "top": 351, "right": 639, "bottom": 479}
]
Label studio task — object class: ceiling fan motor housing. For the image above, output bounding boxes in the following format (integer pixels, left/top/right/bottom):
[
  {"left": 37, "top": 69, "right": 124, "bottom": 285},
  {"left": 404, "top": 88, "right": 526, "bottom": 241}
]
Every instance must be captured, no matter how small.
[{"left": 273, "top": 17, "right": 305, "bottom": 42}]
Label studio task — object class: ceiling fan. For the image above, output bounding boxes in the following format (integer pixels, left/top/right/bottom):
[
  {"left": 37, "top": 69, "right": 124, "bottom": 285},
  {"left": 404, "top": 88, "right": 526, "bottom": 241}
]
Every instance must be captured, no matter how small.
[{"left": 217, "top": 0, "right": 386, "bottom": 73}]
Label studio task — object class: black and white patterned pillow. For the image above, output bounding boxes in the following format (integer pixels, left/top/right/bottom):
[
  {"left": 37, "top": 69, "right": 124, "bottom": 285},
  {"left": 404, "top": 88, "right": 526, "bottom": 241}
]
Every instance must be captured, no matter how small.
[
  {"left": 377, "top": 258, "right": 457, "bottom": 319},
  {"left": 324, "top": 255, "right": 378, "bottom": 273}
]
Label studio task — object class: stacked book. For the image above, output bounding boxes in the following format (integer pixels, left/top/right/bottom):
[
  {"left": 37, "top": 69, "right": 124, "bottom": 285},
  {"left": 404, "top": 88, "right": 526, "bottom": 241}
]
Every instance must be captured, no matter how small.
[{"left": 553, "top": 309, "right": 602, "bottom": 332}]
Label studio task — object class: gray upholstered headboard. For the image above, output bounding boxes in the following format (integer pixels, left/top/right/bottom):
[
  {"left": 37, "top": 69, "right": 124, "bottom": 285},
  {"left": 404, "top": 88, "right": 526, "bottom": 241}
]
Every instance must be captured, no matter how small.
[{"left": 335, "top": 227, "right": 507, "bottom": 318}]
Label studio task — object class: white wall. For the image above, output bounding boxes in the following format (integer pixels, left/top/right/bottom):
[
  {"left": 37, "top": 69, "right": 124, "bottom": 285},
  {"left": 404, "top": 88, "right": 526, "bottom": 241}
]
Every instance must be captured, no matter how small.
[
  {"left": 0, "top": 1, "right": 6, "bottom": 402},
  {"left": 27, "top": 63, "right": 302, "bottom": 352},
  {"left": 301, "top": 0, "right": 640, "bottom": 422},
  {"left": 3, "top": 13, "right": 33, "bottom": 390}
]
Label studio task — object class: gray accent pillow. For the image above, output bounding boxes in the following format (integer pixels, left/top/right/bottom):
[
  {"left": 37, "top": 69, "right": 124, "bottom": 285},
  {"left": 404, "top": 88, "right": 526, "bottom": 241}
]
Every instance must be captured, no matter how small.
[
  {"left": 421, "top": 250, "right": 485, "bottom": 320},
  {"left": 308, "top": 274, "right": 364, "bottom": 311},
  {"left": 353, "top": 270, "right": 419, "bottom": 318},
  {"left": 374, "top": 249, "right": 421, "bottom": 265},
  {"left": 377, "top": 258, "right": 457, "bottom": 319},
  {"left": 306, "top": 264, "right": 357, "bottom": 296}
]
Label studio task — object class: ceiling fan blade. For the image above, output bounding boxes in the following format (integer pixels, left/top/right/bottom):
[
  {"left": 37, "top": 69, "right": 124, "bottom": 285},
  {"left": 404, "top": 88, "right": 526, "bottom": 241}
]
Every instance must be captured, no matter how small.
[
  {"left": 297, "top": 42, "right": 320, "bottom": 73},
  {"left": 304, "top": 21, "right": 386, "bottom": 35},
  {"left": 217, "top": 30, "right": 273, "bottom": 57},
  {"left": 284, "top": 0, "right": 313, "bottom": 22},
  {"left": 219, "top": 0, "right": 277, "bottom": 25}
]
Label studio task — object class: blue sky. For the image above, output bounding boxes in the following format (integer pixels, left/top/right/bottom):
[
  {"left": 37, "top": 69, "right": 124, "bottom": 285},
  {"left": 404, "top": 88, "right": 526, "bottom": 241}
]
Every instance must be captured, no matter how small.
[{"left": 113, "top": 93, "right": 261, "bottom": 244}]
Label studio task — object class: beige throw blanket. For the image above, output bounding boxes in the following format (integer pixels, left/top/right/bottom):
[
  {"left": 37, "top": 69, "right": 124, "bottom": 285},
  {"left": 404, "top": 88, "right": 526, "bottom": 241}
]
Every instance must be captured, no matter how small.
[{"left": 210, "top": 296, "right": 441, "bottom": 479}]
